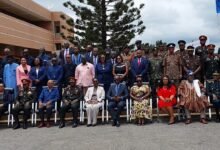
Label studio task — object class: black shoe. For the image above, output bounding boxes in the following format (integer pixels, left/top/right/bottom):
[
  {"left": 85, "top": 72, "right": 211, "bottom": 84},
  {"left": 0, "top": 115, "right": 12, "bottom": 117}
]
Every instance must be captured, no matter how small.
[
  {"left": 116, "top": 121, "right": 120, "bottom": 127},
  {"left": 215, "top": 117, "right": 220, "bottom": 123},
  {"left": 72, "top": 122, "right": 78, "bottom": 128},
  {"left": 23, "top": 123, "right": 28, "bottom": 129},
  {"left": 13, "top": 123, "right": 20, "bottom": 130},
  {"left": 92, "top": 124, "right": 97, "bottom": 127},
  {"left": 59, "top": 122, "right": 65, "bottom": 128},
  {"left": 87, "top": 124, "right": 92, "bottom": 127},
  {"left": 112, "top": 120, "right": 116, "bottom": 126}
]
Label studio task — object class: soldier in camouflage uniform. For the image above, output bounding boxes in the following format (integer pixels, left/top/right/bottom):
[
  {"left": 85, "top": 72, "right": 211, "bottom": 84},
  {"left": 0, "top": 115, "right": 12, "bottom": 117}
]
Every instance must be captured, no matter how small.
[
  {"left": 163, "top": 43, "right": 182, "bottom": 86},
  {"left": 59, "top": 77, "right": 82, "bottom": 128},
  {"left": 206, "top": 72, "right": 220, "bottom": 122},
  {"left": 195, "top": 35, "right": 208, "bottom": 83},
  {"left": 204, "top": 44, "right": 220, "bottom": 80},
  {"left": 12, "top": 79, "right": 34, "bottom": 129},
  {"left": 175, "top": 40, "right": 188, "bottom": 61},
  {"left": 182, "top": 46, "right": 201, "bottom": 80},
  {"left": 149, "top": 47, "right": 163, "bottom": 107},
  {"left": 158, "top": 44, "right": 167, "bottom": 59}
]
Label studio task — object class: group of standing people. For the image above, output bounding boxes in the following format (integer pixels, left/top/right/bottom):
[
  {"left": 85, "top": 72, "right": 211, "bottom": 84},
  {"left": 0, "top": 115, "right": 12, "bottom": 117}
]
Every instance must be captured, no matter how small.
[{"left": 0, "top": 34, "right": 220, "bottom": 129}]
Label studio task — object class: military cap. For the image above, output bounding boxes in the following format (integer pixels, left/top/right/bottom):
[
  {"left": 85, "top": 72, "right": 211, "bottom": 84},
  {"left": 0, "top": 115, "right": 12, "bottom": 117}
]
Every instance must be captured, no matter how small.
[
  {"left": 135, "top": 40, "right": 142, "bottom": 45},
  {"left": 178, "top": 40, "right": 186, "bottom": 45},
  {"left": 186, "top": 46, "right": 194, "bottom": 51},
  {"left": 207, "top": 44, "right": 215, "bottom": 50},
  {"left": 21, "top": 78, "right": 31, "bottom": 84},
  {"left": 69, "top": 77, "right": 76, "bottom": 82},
  {"left": 167, "top": 43, "right": 176, "bottom": 48},
  {"left": 199, "top": 35, "right": 207, "bottom": 40}
]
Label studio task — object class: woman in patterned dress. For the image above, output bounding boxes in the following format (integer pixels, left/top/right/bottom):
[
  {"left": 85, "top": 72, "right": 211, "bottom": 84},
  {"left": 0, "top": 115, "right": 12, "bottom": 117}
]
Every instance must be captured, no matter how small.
[{"left": 130, "top": 76, "right": 152, "bottom": 125}]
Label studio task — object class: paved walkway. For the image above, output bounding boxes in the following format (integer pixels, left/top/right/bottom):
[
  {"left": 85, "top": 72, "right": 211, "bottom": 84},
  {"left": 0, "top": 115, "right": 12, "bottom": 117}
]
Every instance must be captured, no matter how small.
[{"left": 0, "top": 122, "right": 219, "bottom": 150}]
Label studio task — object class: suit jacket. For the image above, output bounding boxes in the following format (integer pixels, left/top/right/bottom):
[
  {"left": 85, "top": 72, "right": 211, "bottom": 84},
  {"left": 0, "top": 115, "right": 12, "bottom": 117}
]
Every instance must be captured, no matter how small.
[
  {"left": 86, "top": 52, "right": 93, "bottom": 62},
  {"left": 59, "top": 48, "right": 74, "bottom": 64},
  {"left": 16, "top": 65, "right": 31, "bottom": 86},
  {"left": 130, "top": 57, "right": 149, "bottom": 81},
  {"left": 29, "top": 66, "right": 46, "bottom": 86},
  {"left": 88, "top": 55, "right": 99, "bottom": 66},
  {"left": 95, "top": 62, "right": 113, "bottom": 84},
  {"left": 84, "top": 86, "right": 105, "bottom": 102},
  {"left": 107, "top": 83, "right": 128, "bottom": 102},
  {"left": 47, "top": 65, "right": 63, "bottom": 85}
]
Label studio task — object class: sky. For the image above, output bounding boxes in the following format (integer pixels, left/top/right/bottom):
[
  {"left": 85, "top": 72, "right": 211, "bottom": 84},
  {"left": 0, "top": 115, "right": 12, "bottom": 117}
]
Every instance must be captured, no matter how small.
[{"left": 34, "top": 0, "right": 220, "bottom": 47}]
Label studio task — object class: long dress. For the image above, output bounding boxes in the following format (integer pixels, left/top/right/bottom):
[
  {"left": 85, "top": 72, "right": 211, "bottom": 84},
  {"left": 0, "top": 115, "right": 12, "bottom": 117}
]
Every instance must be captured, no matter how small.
[
  {"left": 178, "top": 80, "right": 209, "bottom": 112},
  {"left": 157, "top": 85, "right": 177, "bottom": 108},
  {"left": 3, "top": 63, "right": 19, "bottom": 97},
  {"left": 131, "top": 85, "right": 152, "bottom": 120}
]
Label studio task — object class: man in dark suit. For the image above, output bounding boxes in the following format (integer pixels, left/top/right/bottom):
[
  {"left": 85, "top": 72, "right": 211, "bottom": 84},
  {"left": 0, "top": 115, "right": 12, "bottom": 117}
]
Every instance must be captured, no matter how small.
[
  {"left": 23, "top": 49, "right": 34, "bottom": 66},
  {"left": 107, "top": 75, "right": 128, "bottom": 127},
  {"left": 130, "top": 49, "right": 150, "bottom": 85},
  {"left": 85, "top": 44, "right": 93, "bottom": 62},
  {"left": 89, "top": 47, "right": 99, "bottom": 68},
  {"left": 59, "top": 43, "right": 74, "bottom": 65}
]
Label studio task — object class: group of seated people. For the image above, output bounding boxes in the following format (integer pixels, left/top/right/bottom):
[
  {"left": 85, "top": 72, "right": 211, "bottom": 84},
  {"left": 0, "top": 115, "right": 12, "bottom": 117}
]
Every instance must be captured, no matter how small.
[{"left": 0, "top": 70, "right": 219, "bottom": 130}]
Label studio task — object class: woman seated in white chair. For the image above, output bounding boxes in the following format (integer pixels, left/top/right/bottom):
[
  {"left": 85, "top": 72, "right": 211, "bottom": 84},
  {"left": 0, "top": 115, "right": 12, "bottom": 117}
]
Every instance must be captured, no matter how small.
[{"left": 84, "top": 78, "right": 105, "bottom": 127}]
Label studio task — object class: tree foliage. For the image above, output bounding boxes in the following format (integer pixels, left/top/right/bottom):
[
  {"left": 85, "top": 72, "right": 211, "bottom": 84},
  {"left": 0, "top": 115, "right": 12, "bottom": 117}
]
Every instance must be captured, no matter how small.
[{"left": 63, "top": 0, "right": 146, "bottom": 50}]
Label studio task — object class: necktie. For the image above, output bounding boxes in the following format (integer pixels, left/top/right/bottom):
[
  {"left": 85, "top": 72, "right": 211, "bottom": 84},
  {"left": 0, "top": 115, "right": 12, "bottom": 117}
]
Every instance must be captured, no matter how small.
[
  {"left": 138, "top": 58, "right": 141, "bottom": 66},
  {"left": 115, "top": 84, "right": 119, "bottom": 96}
]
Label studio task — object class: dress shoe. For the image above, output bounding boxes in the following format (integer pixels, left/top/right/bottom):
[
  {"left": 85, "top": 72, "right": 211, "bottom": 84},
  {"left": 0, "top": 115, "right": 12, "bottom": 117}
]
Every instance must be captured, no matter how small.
[
  {"left": 200, "top": 118, "right": 208, "bottom": 124},
  {"left": 112, "top": 120, "right": 116, "bottom": 126},
  {"left": 92, "top": 124, "right": 97, "bottom": 127},
  {"left": 215, "top": 117, "right": 220, "bottom": 123},
  {"left": 72, "top": 122, "right": 78, "bottom": 128},
  {"left": 23, "top": 122, "right": 28, "bottom": 129},
  {"left": 38, "top": 122, "right": 45, "bottom": 128},
  {"left": 59, "top": 122, "right": 65, "bottom": 128},
  {"left": 87, "top": 124, "right": 92, "bottom": 127},
  {"left": 13, "top": 123, "right": 20, "bottom": 130},
  {"left": 185, "top": 119, "right": 192, "bottom": 125},
  {"left": 46, "top": 122, "right": 51, "bottom": 128},
  {"left": 116, "top": 121, "right": 120, "bottom": 127}
]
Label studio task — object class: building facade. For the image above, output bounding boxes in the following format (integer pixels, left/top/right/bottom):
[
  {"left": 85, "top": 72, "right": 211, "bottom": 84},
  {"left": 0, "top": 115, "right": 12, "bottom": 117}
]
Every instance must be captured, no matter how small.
[{"left": 0, "top": 0, "right": 74, "bottom": 57}]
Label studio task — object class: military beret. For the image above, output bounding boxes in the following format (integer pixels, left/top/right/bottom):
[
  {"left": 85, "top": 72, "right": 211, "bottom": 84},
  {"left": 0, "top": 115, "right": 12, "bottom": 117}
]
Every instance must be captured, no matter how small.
[
  {"left": 21, "top": 78, "right": 31, "bottom": 84},
  {"left": 178, "top": 40, "right": 186, "bottom": 45},
  {"left": 207, "top": 44, "right": 215, "bottom": 50},
  {"left": 186, "top": 46, "right": 194, "bottom": 51},
  {"left": 167, "top": 43, "right": 176, "bottom": 48},
  {"left": 199, "top": 35, "right": 207, "bottom": 40}
]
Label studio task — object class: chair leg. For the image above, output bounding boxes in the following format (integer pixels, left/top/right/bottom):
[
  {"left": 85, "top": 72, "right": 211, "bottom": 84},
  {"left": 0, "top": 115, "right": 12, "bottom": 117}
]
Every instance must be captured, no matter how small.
[
  {"left": 102, "top": 102, "right": 104, "bottom": 123},
  {"left": 126, "top": 99, "right": 129, "bottom": 122},
  {"left": 8, "top": 104, "right": 11, "bottom": 127},
  {"left": 156, "top": 98, "right": 159, "bottom": 123},
  {"left": 129, "top": 98, "right": 132, "bottom": 122},
  {"left": 208, "top": 96, "right": 212, "bottom": 120},
  {"left": 106, "top": 100, "right": 109, "bottom": 123},
  {"left": 79, "top": 100, "right": 82, "bottom": 123}
]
